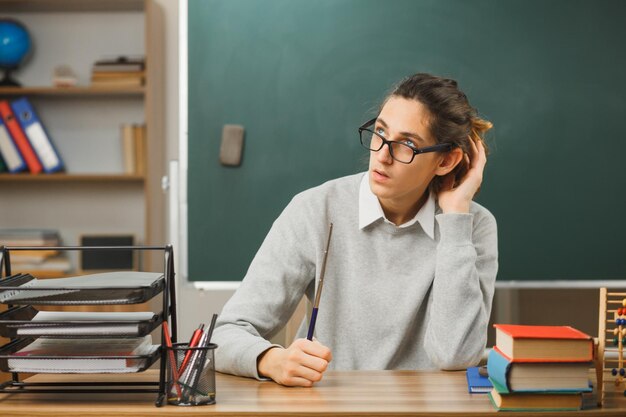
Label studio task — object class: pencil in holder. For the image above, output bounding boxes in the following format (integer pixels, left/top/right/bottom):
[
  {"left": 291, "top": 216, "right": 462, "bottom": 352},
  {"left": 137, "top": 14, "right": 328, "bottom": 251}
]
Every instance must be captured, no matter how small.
[{"left": 166, "top": 342, "right": 217, "bottom": 406}]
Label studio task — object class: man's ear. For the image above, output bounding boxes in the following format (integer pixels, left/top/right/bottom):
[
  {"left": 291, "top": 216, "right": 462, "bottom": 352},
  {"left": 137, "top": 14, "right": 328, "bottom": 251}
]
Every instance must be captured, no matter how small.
[{"left": 435, "top": 148, "right": 463, "bottom": 176}]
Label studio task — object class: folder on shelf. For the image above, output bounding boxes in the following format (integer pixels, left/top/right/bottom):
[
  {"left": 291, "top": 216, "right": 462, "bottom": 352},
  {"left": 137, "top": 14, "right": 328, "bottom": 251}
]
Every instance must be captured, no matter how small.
[
  {"left": 0, "top": 113, "right": 26, "bottom": 173},
  {"left": 11, "top": 97, "right": 64, "bottom": 173},
  {"left": 0, "top": 100, "right": 43, "bottom": 174}
]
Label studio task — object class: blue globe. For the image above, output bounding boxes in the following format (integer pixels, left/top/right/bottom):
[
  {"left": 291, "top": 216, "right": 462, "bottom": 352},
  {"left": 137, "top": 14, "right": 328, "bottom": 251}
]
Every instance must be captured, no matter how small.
[{"left": 0, "top": 19, "right": 31, "bottom": 69}]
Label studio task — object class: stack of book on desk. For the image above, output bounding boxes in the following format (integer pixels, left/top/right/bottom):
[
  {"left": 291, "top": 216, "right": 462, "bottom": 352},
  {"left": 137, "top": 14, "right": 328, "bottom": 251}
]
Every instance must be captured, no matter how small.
[{"left": 487, "top": 324, "right": 594, "bottom": 411}]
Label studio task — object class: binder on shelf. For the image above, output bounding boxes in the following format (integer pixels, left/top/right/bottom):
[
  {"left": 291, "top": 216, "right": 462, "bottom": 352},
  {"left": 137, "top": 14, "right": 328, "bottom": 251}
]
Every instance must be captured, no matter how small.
[
  {"left": 0, "top": 112, "right": 27, "bottom": 173},
  {"left": 0, "top": 100, "right": 43, "bottom": 174},
  {"left": 11, "top": 97, "right": 64, "bottom": 174},
  {"left": 0, "top": 153, "right": 5, "bottom": 172}
]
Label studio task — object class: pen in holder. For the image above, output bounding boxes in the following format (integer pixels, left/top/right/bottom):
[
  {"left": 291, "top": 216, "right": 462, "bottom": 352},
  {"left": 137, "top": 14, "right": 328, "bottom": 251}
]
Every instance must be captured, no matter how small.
[{"left": 166, "top": 342, "right": 217, "bottom": 406}]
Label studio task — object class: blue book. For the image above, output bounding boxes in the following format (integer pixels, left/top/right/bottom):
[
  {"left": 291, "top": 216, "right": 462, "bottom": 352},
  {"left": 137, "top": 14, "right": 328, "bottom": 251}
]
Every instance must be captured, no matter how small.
[
  {"left": 466, "top": 366, "right": 492, "bottom": 393},
  {"left": 10, "top": 97, "right": 64, "bottom": 173},
  {"left": 0, "top": 114, "right": 26, "bottom": 173},
  {"left": 487, "top": 348, "right": 591, "bottom": 393}
]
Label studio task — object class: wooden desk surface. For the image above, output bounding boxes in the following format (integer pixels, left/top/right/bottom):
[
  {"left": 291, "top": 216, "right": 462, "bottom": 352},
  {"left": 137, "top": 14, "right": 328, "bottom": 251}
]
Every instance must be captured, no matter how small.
[{"left": 0, "top": 370, "right": 625, "bottom": 416}]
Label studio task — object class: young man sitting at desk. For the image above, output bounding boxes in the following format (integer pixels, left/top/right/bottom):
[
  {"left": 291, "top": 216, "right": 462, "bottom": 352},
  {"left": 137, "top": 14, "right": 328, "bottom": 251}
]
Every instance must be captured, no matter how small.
[{"left": 212, "top": 73, "right": 498, "bottom": 387}]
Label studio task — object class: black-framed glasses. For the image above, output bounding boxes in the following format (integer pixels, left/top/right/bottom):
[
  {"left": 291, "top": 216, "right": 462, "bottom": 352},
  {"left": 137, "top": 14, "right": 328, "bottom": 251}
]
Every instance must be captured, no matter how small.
[{"left": 358, "top": 118, "right": 453, "bottom": 164}]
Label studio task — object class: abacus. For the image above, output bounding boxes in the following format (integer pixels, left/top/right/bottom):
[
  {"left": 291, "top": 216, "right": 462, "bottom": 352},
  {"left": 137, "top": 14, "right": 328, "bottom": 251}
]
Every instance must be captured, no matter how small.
[{"left": 597, "top": 288, "right": 626, "bottom": 406}]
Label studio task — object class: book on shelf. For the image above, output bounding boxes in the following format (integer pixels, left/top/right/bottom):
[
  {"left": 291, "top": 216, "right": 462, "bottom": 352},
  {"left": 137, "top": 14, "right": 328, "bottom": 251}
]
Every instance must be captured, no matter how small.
[
  {"left": 4, "top": 249, "right": 59, "bottom": 264},
  {"left": 11, "top": 97, "right": 64, "bottom": 173},
  {"left": 487, "top": 347, "right": 591, "bottom": 392},
  {"left": 120, "top": 123, "right": 146, "bottom": 175},
  {"left": 90, "top": 77, "right": 144, "bottom": 88},
  {"left": 1, "top": 115, "right": 27, "bottom": 173},
  {"left": 493, "top": 324, "right": 593, "bottom": 362},
  {"left": 465, "top": 366, "right": 492, "bottom": 394},
  {"left": 0, "top": 100, "right": 42, "bottom": 174},
  {"left": 0, "top": 228, "right": 61, "bottom": 246},
  {"left": 92, "top": 56, "right": 145, "bottom": 73},
  {"left": 10, "top": 255, "right": 72, "bottom": 277},
  {"left": 134, "top": 124, "right": 146, "bottom": 175},
  {"left": 6, "top": 335, "right": 157, "bottom": 373},
  {"left": 0, "top": 153, "right": 5, "bottom": 172},
  {"left": 488, "top": 378, "right": 585, "bottom": 411},
  {"left": 121, "top": 124, "right": 136, "bottom": 174}
]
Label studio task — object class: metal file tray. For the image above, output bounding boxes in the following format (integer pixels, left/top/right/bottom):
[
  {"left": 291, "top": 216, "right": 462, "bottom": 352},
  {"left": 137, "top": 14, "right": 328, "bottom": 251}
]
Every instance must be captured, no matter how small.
[
  {"left": 0, "top": 245, "right": 178, "bottom": 406},
  {"left": 0, "top": 271, "right": 165, "bottom": 305},
  {"left": 0, "top": 337, "right": 161, "bottom": 374},
  {"left": 0, "top": 306, "right": 162, "bottom": 338}
]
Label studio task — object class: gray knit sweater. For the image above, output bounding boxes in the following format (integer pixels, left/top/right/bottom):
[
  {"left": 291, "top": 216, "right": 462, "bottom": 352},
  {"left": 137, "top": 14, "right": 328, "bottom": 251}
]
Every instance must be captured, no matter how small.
[{"left": 212, "top": 172, "right": 498, "bottom": 379}]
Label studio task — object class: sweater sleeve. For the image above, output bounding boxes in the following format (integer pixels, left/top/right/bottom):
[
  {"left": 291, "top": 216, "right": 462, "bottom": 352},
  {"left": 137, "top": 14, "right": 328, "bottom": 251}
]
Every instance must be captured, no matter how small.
[
  {"left": 211, "top": 195, "right": 316, "bottom": 379},
  {"left": 424, "top": 208, "right": 498, "bottom": 370}
]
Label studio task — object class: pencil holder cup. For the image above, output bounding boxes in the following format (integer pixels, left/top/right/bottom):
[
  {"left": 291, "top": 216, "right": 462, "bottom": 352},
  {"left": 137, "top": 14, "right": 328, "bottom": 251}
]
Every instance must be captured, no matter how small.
[{"left": 166, "top": 342, "right": 217, "bottom": 406}]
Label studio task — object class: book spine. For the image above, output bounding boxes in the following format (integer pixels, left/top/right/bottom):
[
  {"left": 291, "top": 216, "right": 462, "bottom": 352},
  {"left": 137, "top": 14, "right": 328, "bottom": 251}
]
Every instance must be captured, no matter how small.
[
  {"left": 487, "top": 348, "right": 512, "bottom": 393},
  {"left": 0, "top": 100, "right": 43, "bottom": 174},
  {"left": 0, "top": 108, "right": 27, "bottom": 173},
  {"left": 134, "top": 124, "right": 146, "bottom": 176},
  {"left": 10, "top": 98, "right": 64, "bottom": 173},
  {"left": 121, "top": 124, "right": 136, "bottom": 174}
]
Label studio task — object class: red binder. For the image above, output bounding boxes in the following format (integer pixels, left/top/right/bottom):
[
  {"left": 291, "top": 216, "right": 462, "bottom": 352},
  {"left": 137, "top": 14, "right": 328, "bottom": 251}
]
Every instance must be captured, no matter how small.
[{"left": 0, "top": 100, "right": 43, "bottom": 174}]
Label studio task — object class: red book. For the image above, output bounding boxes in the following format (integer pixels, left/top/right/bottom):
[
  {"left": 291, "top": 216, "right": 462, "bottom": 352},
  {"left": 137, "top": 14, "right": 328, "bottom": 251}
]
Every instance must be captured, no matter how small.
[
  {"left": 493, "top": 324, "right": 593, "bottom": 362},
  {"left": 0, "top": 100, "right": 43, "bottom": 174}
]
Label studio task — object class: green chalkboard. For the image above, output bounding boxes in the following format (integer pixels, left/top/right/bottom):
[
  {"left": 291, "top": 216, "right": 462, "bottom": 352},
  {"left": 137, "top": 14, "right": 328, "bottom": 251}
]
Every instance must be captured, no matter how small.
[{"left": 188, "top": 0, "right": 626, "bottom": 281}]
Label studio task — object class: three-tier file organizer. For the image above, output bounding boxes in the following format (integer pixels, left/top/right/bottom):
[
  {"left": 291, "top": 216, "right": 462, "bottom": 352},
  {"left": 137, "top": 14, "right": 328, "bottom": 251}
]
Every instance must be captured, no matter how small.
[{"left": 0, "top": 245, "right": 177, "bottom": 406}]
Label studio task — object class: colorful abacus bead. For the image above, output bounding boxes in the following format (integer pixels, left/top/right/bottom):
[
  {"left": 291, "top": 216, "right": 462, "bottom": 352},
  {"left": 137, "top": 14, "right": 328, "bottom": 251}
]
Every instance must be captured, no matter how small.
[
  {"left": 612, "top": 368, "right": 618, "bottom": 376},
  {"left": 614, "top": 337, "right": 619, "bottom": 346},
  {"left": 623, "top": 298, "right": 626, "bottom": 307},
  {"left": 620, "top": 368, "right": 626, "bottom": 377}
]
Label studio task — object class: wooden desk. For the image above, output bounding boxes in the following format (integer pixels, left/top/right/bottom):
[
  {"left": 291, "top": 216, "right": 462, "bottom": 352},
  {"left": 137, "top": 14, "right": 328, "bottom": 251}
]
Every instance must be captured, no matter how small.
[{"left": 0, "top": 370, "right": 625, "bottom": 416}]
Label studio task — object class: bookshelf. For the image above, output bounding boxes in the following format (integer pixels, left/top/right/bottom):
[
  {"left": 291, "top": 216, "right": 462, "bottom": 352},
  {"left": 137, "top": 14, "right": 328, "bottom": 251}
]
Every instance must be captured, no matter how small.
[{"left": 0, "top": 0, "right": 165, "bottom": 272}]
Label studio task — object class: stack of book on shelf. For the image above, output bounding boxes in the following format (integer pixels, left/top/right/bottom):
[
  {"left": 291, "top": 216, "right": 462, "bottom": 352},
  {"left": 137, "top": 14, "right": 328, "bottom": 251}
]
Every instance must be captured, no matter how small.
[
  {"left": 91, "top": 56, "right": 145, "bottom": 88},
  {"left": 120, "top": 123, "right": 146, "bottom": 175},
  {"left": 487, "top": 324, "right": 594, "bottom": 411},
  {"left": 0, "top": 98, "right": 64, "bottom": 175},
  {"left": 0, "top": 229, "right": 71, "bottom": 277}
]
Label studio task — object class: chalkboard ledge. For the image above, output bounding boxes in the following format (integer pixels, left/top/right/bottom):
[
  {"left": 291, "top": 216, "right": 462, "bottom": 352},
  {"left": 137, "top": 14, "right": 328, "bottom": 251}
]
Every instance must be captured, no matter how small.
[{"left": 496, "top": 280, "right": 626, "bottom": 289}]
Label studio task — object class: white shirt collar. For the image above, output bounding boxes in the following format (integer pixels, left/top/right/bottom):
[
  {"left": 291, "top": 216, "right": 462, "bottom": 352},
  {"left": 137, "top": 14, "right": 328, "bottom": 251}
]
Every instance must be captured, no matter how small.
[{"left": 358, "top": 173, "right": 436, "bottom": 239}]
